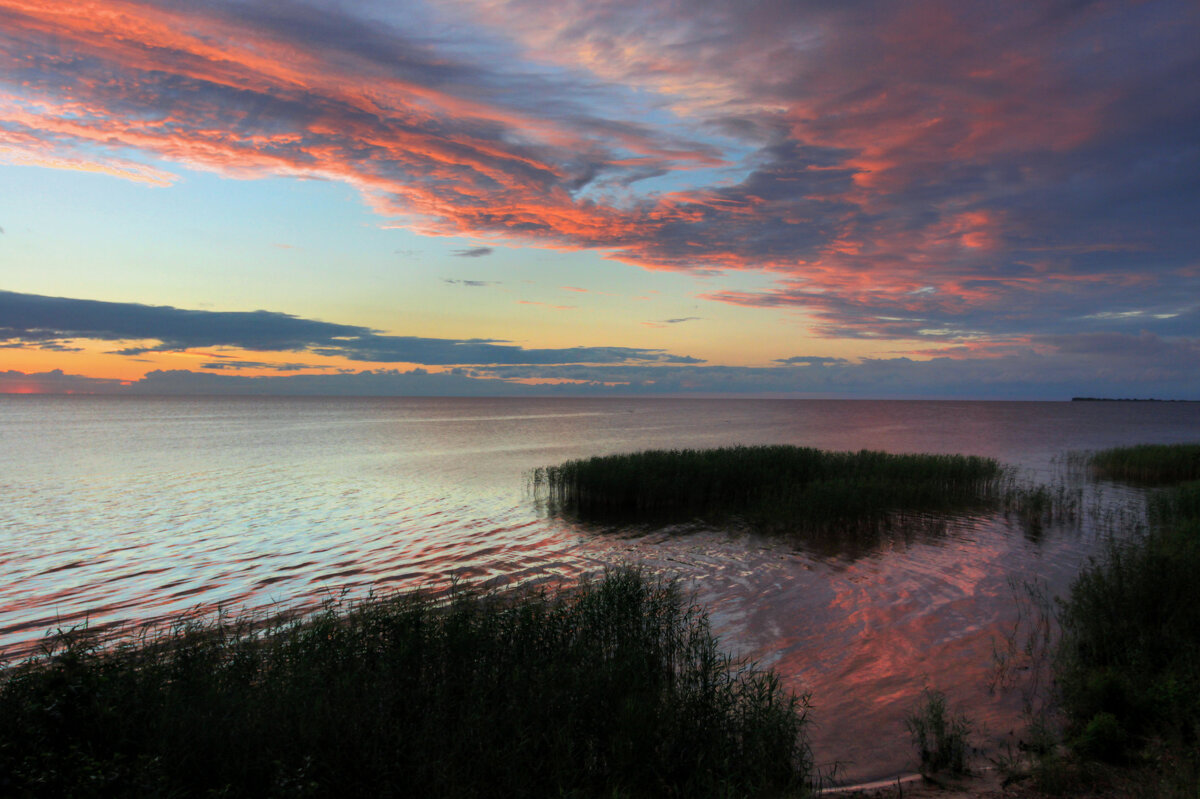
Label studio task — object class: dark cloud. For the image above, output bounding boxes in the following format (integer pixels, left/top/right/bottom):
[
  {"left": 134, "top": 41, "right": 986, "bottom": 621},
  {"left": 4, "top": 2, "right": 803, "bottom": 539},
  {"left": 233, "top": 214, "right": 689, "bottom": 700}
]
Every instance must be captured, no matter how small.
[
  {"left": 774, "top": 356, "right": 849, "bottom": 366},
  {"left": 471, "top": 341, "right": 1200, "bottom": 399},
  {"left": 452, "top": 247, "right": 494, "bottom": 258},
  {"left": 0, "top": 290, "right": 701, "bottom": 366},
  {"left": 33, "top": 341, "right": 85, "bottom": 352},
  {"left": 309, "top": 337, "right": 702, "bottom": 365},
  {"left": 1033, "top": 331, "right": 1200, "bottom": 366},
  {"left": 129, "top": 368, "right": 538, "bottom": 397},
  {"left": 0, "top": 290, "right": 369, "bottom": 352},
  {"left": 4, "top": 327, "right": 1199, "bottom": 399},
  {"left": 443, "top": 278, "right": 500, "bottom": 287},
  {"left": 0, "top": 333, "right": 83, "bottom": 351},
  {"left": 707, "top": 280, "right": 1200, "bottom": 343},
  {"left": 642, "top": 316, "right": 702, "bottom": 328},
  {"left": 0, "top": 369, "right": 127, "bottom": 393},
  {"left": 199, "top": 360, "right": 325, "bottom": 371}
]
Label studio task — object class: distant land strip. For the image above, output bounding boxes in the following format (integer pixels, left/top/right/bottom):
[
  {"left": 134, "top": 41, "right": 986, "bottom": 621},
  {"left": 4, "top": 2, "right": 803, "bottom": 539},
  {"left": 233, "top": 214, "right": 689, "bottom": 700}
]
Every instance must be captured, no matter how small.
[{"left": 1071, "top": 397, "right": 1199, "bottom": 402}]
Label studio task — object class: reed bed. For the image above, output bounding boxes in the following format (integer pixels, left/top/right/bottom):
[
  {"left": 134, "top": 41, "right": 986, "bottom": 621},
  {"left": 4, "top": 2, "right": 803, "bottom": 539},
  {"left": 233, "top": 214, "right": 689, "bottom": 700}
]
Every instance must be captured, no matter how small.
[
  {"left": 532, "top": 445, "right": 1004, "bottom": 535},
  {"left": 1087, "top": 443, "right": 1200, "bottom": 484},
  {"left": 0, "top": 570, "right": 813, "bottom": 798}
]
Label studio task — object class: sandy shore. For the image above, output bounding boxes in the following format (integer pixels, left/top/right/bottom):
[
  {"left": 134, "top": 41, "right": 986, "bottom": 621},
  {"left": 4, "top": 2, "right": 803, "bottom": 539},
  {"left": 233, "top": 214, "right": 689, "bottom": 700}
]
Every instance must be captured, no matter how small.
[
  {"left": 825, "top": 766, "right": 1143, "bottom": 799},
  {"left": 824, "top": 770, "right": 1031, "bottom": 799}
]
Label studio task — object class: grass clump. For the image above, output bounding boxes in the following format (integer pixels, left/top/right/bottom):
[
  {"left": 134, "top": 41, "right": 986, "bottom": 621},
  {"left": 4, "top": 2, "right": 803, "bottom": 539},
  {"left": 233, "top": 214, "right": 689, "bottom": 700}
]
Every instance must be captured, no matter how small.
[
  {"left": 905, "top": 688, "right": 972, "bottom": 776},
  {"left": 0, "top": 569, "right": 813, "bottom": 798},
  {"left": 1087, "top": 443, "right": 1200, "bottom": 484},
  {"left": 533, "top": 445, "right": 1002, "bottom": 536}
]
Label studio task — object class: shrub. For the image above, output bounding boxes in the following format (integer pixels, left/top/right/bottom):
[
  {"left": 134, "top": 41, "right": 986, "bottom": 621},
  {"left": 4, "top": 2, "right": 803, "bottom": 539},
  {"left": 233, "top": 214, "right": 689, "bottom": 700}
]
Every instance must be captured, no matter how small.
[
  {"left": 1055, "top": 448, "right": 1200, "bottom": 763},
  {"left": 905, "top": 688, "right": 972, "bottom": 776},
  {"left": 1075, "top": 712, "right": 1127, "bottom": 763}
]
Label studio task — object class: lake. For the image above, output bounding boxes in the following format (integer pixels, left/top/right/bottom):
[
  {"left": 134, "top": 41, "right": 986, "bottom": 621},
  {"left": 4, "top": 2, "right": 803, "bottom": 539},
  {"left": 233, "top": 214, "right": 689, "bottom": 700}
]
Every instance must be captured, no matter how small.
[{"left": 2, "top": 396, "right": 1197, "bottom": 783}]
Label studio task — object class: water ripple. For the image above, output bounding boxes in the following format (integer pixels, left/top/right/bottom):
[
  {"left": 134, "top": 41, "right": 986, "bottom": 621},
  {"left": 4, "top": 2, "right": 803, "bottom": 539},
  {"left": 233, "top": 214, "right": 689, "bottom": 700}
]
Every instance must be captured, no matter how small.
[{"left": 3, "top": 395, "right": 1196, "bottom": 783}]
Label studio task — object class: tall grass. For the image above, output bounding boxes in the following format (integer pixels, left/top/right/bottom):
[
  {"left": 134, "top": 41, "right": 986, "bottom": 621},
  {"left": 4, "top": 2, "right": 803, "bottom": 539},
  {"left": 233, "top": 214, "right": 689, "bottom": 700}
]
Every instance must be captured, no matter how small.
[
  {"left": 1055, "top": 526, "right": 1200, "bottom": 755},
  {"left": 0, "top": 570, "right": 813, "bottom": 798},
  {"left": 532, "top": 446, "right": 1003, "bottom": 537},
  {"left": 1055, "top": 473, "right": 1200, "bottom": 764},
  {"left": 1087, "top": 443, "right": 1200, "bottom": 484}
]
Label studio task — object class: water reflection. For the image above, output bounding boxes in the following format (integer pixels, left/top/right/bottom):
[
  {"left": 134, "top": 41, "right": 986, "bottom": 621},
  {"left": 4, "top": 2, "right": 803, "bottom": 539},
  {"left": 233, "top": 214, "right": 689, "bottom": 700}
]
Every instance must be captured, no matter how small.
[
  {"left": 577, "top": 511, "right": 1113, "bottom": 783},
  {"left": 556, "top": 510, "right": 992, "bottom": 562},
  {"left": 1, "top": 396, "right": 1191, "bottom": 784},
  {"left": 557, "top": 464, "right": 1140, "bottom": 783}
]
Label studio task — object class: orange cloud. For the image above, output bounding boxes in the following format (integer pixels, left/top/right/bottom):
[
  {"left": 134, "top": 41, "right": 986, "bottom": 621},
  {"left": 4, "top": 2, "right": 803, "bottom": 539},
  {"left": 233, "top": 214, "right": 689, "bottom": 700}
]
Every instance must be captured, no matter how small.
[{"left": 2, "top": 0, "right": 1195, "bottom": 346}]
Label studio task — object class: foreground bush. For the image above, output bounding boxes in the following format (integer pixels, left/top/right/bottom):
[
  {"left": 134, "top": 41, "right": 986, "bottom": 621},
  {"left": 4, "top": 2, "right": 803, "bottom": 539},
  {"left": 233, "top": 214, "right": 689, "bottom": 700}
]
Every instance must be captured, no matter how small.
[
  {"left": 533, "top": 446, "right": 1002, "bottom": 536},
  {"left": 0, "top": 570, "right": 813, "bottom": 798},
  {"left": 1055, "top": 475, "right": 1200, "bottom": 762},
  {"left": 905, "top": 688, "right": 972, "bottom": 776}
]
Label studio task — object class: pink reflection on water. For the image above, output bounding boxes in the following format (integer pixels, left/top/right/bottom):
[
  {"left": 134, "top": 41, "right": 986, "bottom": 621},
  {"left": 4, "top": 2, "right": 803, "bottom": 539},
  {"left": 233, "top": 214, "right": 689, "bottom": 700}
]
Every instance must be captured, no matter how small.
[
  {"left": 599, "top": 515, "right": 1094, "bottom": 785},
  {"left": 4, "top": 396, "right": 1184, "bottom": 783}
]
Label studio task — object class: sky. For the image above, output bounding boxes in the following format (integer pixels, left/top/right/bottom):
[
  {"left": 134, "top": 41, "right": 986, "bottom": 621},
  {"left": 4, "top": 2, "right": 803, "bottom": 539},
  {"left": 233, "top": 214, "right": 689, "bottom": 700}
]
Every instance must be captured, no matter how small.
[{"left": 1, "top": 0, "right": 1198, "bottom": 399}]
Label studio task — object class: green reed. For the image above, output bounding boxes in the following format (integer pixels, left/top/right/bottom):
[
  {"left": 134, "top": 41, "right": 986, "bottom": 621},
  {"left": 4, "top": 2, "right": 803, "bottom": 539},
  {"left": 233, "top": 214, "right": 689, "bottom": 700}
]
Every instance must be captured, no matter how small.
[
  {"left": 532, "top": 445, "right": 1004, "bottom": 536},
  {"left": 0, "top": 569, "right": 813, "bottom": 798},
  {"left": 1086, "top": 443, "right": 1200, "bottom": 484}
]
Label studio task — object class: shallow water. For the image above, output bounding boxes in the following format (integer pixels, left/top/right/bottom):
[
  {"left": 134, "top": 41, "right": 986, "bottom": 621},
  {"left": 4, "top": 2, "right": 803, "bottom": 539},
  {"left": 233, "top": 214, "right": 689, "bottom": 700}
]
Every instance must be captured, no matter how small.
[{"left": 2, "top": 396, "right": 1197, "bottom": 783}]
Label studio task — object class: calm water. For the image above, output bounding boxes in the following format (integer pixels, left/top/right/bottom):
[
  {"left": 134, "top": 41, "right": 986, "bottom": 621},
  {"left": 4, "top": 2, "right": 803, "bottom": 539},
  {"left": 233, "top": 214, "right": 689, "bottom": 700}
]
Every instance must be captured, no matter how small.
[{"left": 3, "top": 396, "right": 1198, "bottom": 783}]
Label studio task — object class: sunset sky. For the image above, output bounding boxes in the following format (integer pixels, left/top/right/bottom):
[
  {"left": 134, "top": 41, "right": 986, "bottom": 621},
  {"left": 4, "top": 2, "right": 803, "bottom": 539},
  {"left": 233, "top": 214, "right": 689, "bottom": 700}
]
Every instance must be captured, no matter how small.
[{"left": 1, "top": 0, "right": 1197, "bottom": 398}]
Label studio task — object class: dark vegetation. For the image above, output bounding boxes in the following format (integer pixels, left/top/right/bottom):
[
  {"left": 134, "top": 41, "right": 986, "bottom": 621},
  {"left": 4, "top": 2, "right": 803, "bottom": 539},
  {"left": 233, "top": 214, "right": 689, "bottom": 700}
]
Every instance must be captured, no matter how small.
[
  {"left": 1002, "top": 483, "right": 1083, "bottom": 541},
  {"left": 1086, "top": 442, "right": 1200, "bottom": 484},
  {"left": 11, "top": 441, "right": 1198, "bottom": 797},
  {"left": 532, "top": 446, "right": 1004, "bottom": 539},
  {"left": 904, "top": 688, "right": 972, "bottom": 777},
  {"left": 1024, "top": 444, "right": 1200, "bottom": 794},
  {"left": 1056, "top": 480, "right": 1200, "bottom": 758},
  {"left": 0, "top": 570, "right": 813, "bottom": 798},
  {"left": 1148, "top": 478, "right": 1200, "bottom": 527}
]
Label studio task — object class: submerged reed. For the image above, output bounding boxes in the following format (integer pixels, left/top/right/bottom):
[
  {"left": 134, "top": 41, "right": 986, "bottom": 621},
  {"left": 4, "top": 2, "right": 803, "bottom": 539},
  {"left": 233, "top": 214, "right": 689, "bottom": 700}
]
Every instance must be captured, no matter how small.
[
  {"left": 1087, "top": 443, "right": 1200, "bottom": 484},
  {"left": 1148, "top": 480, "right": 1200, "bottom": 527},
  {"left": 1002, "top": 482, "right": 1083, "bottom": 539},
  {"left": 532, "top": 445, "right": 1004, "bottom": 536},
  {"left": 0, "top": 569, "right": 813, "bottom": 798}
]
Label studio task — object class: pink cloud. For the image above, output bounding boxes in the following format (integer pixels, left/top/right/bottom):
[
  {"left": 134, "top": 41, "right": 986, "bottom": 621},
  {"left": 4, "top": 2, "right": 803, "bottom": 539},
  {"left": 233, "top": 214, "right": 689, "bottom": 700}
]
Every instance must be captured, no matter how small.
[{"left": 1, "top": 0, "right": 1196, "bottom": 343}]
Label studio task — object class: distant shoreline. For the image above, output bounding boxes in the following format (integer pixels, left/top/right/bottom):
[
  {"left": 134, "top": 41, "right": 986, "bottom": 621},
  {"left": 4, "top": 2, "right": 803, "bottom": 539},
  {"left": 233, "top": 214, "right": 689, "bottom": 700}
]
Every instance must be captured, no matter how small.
[{"left": 1071, "top": 397, "right": 1198, "bottom": 402}]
